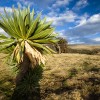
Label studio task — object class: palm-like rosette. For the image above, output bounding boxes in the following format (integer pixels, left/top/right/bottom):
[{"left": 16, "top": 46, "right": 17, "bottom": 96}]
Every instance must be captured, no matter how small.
[{"left": 0, "top": 6, "right": 59, "bottom": 67}]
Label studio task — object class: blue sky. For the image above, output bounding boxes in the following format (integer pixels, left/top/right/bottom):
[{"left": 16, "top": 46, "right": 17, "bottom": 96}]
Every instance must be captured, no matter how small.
[{"left": 0, "top": 0, "right": 100, "bottom": 44}]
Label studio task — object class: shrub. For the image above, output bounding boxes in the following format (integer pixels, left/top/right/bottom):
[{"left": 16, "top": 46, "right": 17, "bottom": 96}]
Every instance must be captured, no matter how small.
[{"left": 55, "top": 37, "right": 68, "bottom": 53}]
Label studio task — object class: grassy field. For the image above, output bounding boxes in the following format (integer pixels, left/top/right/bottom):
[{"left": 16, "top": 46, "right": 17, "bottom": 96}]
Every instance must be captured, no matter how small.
[
  {"left": 68, "top": 45, "right": 100, "bottom": 55},
  {"left": 0, "top": 49, "right": 100, "bottom": 99}
]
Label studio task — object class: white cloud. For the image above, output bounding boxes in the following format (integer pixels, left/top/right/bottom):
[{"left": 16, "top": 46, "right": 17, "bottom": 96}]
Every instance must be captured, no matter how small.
[
  {"left": 47, "top": 10, "right": 58, "bottom": 17},
  {"left": 52, "top": 0, "right": 71, "bottom": 8},
  {"left": 15, "top": 0, "right": 34, "bottom": 7},
  {"left": 0, "top": 7, "right": 12, "bottom": 14},
  {"left": 93, "top": 38, "right": 100, "bottom": 42},
  {"left": 57, "top": 30, "right": 67, "bottom": 38},
  {"left": 0, "top": 28, "right": 8, "bottom": 36},
  {"left": 69, "top": 40, "right": 85, "bottom": 44},
  {"left": 88, "top": 14, "right": 100, "bottom": 23},
  {"left": 67, "top": 13, "right": 100, "bottom": 37},
  {"left": 73, "top": 0, "right": 88, "bottom": 10},
  {"left": 0, "top": 28, "right": 5, "bottom": 33},
  {"left": 76, "top": 0, "right": 88, "bottom": 6},
  {"left": 66, "top": 36, "right": 100, "bottom": 44},
  {"left": 75, "top": 13, "right": 89, "bottom": 27},
  {"left": 75, "top": 13, "right": 100, "bottom": 29},
  {"left": 61, "top": 13, "right": 100, "bottom": 44},
  {"left": 46, "top": 10, "right": 77, "bottom": 26}
]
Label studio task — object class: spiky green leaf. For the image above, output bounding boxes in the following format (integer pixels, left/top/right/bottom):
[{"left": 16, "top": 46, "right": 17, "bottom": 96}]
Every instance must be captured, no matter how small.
[
  {"left": 26, "top": 13, "right": 41, "bottom": 38},
  {"left": 34, "top": 21, "right": 52, "bottom": 34},
  {"left": 30, "top": 28, "right": 54, "bottom": 39}
]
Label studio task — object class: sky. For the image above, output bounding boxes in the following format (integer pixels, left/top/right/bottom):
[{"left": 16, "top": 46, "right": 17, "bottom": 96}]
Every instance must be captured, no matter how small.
[{"left": 0, "top": 0, "right": 100, "bottom": 45}]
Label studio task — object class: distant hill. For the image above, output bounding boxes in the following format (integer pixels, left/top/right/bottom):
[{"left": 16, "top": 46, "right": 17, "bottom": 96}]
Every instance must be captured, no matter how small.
[{"left": 67, "top": 44, "right": 100, "bottom": 55}]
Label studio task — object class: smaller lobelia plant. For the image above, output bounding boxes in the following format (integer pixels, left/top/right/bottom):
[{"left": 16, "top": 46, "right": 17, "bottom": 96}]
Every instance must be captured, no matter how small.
[{"left": 0, "top": 5, "right": 59, "bottom": 85}]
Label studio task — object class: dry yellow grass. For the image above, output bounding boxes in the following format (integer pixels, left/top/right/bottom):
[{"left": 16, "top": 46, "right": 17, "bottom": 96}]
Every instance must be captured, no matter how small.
[
  {"left": 0, "top": 53, "right": 100, "bottom": 100},
  {"left": 40, "top": 54, "right": 100, "bottom": 100},
  {"left": 0, "top": 54, "right": 15, "bottom": 100},
  {"left": 68, "top": 45, "right": 100, "bottom": 55},
  {"left": 69, "top": 45, "right": 100, "bottom": 50}
]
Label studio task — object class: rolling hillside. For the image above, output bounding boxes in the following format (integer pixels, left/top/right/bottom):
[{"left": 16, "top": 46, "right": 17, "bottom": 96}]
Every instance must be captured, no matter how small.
[{"left": 67, "top": 45, "right": 100, "bottom": 55}]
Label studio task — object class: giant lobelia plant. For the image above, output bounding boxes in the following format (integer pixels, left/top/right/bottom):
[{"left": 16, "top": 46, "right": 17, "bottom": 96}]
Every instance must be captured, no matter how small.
[{"left": 0, "top": 6, "right": 58, "bottom": 85}]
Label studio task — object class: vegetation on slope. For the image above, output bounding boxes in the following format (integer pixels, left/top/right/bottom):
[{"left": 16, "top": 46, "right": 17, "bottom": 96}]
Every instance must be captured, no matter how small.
[
  {"left": 0, "top": 53, "right": 100, "bottom": 100},
  {"left": 68, "top": 45, "right": 100, "bottom": 55}
]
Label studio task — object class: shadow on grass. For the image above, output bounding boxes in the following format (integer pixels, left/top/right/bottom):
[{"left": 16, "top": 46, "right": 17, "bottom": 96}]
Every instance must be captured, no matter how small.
[
  {"left": 11, "top": 66, "right": 43, "bottom": 100},
  {"left": 0, "top": 78, "right": 14, "bottom": 100}
]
